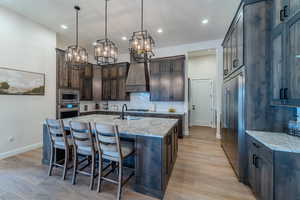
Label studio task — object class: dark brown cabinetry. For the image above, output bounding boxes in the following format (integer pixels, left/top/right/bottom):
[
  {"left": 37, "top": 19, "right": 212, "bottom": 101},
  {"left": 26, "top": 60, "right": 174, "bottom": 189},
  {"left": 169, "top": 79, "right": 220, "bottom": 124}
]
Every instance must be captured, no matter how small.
[
  {"left": 101, "top": 62, "right": 130, "bottom": 101},
  {"left": 271, "top": 0, "right": 300, "bottom": 106},
  {"left": 149, "top": 55, "right": 185, "bottom": 102},
  {"left": 223, "top": 5, "right": 244, "bottom": 77}
]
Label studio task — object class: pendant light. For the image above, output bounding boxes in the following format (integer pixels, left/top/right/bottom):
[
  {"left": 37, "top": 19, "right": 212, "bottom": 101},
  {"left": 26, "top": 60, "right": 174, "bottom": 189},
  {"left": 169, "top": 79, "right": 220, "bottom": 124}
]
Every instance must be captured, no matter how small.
[
  {"left": 94, "top": 0, "right": 118, "bottom": 65},
  {"left": 129, "top": 0, "right": 155, "bottom": 63},
  {"left": 65, "top": 6, "right": 88, "bottom": 68}
]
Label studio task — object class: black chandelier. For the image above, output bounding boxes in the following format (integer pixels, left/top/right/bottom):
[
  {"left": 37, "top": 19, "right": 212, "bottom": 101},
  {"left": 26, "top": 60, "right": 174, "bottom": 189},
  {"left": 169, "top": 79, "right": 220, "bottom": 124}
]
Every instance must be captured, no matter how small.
[
  {"left": 129, "top": 0, "right": 155, "bottom": 63},
  {"left": 94, "top": 0, "right": 118, "bottom": 65},
  {"left": 65, "top": 6, "right": 88, "bottom": 68}
]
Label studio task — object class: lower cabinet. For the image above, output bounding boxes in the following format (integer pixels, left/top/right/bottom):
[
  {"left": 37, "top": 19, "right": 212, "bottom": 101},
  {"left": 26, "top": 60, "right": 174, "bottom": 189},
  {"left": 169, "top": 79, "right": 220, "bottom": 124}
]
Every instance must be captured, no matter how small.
[
  {"left": 247, "top": 134, "right": 300, "bottom": 200},
  {"left": 247, "top": 135, "right": 274, "bottom": 200}
]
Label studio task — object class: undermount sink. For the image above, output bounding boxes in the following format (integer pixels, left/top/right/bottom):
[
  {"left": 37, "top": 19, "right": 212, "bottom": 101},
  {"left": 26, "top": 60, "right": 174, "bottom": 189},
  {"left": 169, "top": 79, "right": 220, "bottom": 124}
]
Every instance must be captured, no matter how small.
[{"left": 114, "top": 116, "right": 142, "bottom": 121}]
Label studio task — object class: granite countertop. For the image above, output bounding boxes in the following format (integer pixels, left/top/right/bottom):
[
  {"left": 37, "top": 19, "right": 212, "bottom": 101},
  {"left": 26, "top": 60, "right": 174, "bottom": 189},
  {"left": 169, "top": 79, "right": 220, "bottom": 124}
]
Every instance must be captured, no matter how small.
[
  {"left": 63, "top": 114, "right": 178, "bottom": 138},
  {"left": 80, "top": 109, "right": 185, "bottom": 115},
  {"left": 246, "top": 130, "right": 300, "bottom": 153}
]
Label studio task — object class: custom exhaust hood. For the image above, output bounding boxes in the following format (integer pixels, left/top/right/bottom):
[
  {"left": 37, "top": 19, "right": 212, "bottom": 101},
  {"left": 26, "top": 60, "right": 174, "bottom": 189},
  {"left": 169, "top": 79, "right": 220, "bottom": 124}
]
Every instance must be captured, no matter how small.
[{"left": 126, "top": 61, "right": 150, "bottom": 92}]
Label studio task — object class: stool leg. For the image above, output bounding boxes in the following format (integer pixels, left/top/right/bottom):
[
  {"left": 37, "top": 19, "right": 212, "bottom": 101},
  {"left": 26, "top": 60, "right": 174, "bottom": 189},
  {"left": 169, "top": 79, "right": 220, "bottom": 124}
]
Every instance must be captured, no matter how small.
[
  {"left": 89, "top": 154, "right": 95, "bottom": 190},
  {"left": 72, "top": 149, "right": 78, "bottom": 185},
  {"left": 97, "top": 156, "right": 103, "bottom": 193},
  {"left": 62, "top": 148, "right": 69, "bottom": 180},
  {"left": 117, "top": 161, "right": 123, "bottom": 200},
  {"left": 48, "top": 147, "right": 54, "bottom": 176}
]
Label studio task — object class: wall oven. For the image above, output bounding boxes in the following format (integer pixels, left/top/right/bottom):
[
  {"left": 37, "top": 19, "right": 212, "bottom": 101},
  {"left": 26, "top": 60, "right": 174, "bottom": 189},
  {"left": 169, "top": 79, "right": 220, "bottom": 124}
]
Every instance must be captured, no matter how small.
[{"left": 57, "top": 89, "right": 80, "bottom": 119}]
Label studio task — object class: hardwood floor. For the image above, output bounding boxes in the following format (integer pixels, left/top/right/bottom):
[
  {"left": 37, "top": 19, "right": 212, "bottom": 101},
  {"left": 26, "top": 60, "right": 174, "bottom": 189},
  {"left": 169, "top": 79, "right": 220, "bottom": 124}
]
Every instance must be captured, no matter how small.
[{"left": 0, "top": 127, "right": 255, "bottom": 200}]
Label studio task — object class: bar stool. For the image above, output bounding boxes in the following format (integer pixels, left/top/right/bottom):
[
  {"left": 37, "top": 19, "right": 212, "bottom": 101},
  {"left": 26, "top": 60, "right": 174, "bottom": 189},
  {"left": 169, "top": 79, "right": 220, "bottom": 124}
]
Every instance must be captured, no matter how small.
[
  {"left": 93, "top": 123, "right": 135, "bottom": 200},
  {"left": 69, "top": 121, "right": 97, "bottom": 190},
  {"left": 45, "top": 119, "right": 72, "bottom": 180}
]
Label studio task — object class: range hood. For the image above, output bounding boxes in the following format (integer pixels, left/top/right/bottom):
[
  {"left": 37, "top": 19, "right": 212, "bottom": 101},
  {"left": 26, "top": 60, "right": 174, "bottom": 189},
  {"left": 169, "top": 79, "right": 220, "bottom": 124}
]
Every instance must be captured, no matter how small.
[{"left": 126, "top": 61, "right": 150, "bottom": 92}]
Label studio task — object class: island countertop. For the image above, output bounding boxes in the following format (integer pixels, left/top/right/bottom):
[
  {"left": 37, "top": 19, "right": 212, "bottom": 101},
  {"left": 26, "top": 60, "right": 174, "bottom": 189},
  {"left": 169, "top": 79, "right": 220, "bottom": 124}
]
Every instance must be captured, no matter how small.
[{"left": 62, "top": 114, "right": 178, "bottom": 138}]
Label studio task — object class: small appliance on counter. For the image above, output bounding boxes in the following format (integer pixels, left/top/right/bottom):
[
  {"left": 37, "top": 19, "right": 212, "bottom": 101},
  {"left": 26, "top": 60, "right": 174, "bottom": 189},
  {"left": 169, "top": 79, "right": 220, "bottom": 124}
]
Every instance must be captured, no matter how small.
[
  {"left": 168, "top": 108, "right": 176, "bottom": 113},
  {"left": 95, "top": 103, "right": 100, "bottom": 110}
]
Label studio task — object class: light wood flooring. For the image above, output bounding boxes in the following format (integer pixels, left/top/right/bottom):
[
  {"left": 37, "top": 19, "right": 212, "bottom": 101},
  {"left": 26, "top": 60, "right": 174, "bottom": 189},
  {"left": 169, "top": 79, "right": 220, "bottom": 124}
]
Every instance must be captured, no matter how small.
[{"left": 0, "top": 127, "right": 255, "bottom": 200}]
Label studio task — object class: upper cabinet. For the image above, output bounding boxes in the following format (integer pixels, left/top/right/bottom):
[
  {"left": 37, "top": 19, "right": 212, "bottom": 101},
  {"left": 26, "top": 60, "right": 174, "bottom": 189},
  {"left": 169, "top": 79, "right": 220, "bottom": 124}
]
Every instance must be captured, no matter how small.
[
  {"left": 101, "top": 62, "right": 130, "bottom": 101},
  {"left": 79, "top": 63, "right": 93, "bottom": 101},
  {"left": 271, "top": 0, "right": 300, "bottom": 106},
  {"left": 223, "top": 5, "right": 244, "bottom": 78},
  {"left": 149, "top": 55, "right": 185, "bottom": 102}
]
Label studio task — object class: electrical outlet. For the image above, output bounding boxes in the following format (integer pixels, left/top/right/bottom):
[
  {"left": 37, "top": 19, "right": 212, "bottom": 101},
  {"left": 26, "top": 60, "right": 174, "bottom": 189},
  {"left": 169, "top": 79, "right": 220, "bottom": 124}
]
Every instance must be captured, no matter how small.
[{"left": 8, "top": 136, "right": 15, "bottom": 142}]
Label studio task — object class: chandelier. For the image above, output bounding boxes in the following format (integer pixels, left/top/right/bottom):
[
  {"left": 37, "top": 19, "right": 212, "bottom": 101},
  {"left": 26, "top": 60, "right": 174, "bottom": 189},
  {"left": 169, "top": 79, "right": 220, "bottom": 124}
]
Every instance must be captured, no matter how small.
[
  {"left": 94, "top": 0, "right": 118, "bottom": 65},
  {"left": 129, "top": 0, "right": 155, "bottom": 63},
  {"left": 65, "top": 6, "right": 88, "bottom": 68}
]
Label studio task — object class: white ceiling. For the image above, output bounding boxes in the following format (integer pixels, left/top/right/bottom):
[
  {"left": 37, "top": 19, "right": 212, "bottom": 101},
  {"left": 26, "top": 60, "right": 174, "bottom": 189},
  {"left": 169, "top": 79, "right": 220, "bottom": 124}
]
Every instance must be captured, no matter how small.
[{"left": 0, "top": 0, "right": 240, "bottom": 53}]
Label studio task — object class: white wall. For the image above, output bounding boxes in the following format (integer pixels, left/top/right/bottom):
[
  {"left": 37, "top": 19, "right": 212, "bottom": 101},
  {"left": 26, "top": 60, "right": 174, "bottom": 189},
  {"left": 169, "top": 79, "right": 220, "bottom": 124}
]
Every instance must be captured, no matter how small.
[
  {"left": 0, "top": 6, "right": 56, "bottom": 159},
  {"left": 188, "top": 54, "right": 217, "bottom": 127}
]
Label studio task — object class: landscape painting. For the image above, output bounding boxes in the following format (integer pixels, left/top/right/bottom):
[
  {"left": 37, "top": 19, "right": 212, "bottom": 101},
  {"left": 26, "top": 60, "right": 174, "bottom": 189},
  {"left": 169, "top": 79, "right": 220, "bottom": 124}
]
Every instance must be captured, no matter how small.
[{"left": 0, "top": 67, "right": 45, "bottom": 95}]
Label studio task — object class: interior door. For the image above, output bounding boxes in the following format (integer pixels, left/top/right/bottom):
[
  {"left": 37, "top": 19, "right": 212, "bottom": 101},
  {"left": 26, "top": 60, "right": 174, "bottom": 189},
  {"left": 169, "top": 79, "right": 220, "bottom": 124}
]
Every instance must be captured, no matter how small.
[{"left": 190, "top": 79, "right": 213, "bottom": 127}]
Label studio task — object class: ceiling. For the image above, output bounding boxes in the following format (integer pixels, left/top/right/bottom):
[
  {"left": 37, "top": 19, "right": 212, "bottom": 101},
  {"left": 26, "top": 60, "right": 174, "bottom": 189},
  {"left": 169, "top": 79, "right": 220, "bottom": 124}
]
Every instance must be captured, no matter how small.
[{"left": 0, "top": 0, "right": 240, "bottom": 53}]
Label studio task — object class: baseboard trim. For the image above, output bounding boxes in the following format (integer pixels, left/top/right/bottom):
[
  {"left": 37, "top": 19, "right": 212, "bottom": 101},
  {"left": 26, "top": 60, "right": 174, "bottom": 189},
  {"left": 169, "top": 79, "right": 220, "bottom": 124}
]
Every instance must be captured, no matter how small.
[{"left": 0, "top": 143, "right": 42, "bottom": 160}]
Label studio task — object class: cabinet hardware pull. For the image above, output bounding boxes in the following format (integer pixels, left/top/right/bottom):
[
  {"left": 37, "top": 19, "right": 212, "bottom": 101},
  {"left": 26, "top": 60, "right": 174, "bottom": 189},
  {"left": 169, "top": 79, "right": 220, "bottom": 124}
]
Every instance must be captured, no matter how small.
[
  {"left": 280, "top": 9, "right": 285, "bottom": 22},
  {"left": 284, "top": 88, "right": 288, "bottom": 100},
  {"left": 254, "top": 156, "right": 259, "bottom": 168},
  {"left": 252, "top": 142, "right": 259, "bottom": 148},
  {"left": 252, "top": 154, "right": 256, "bottom": 165},
  {"left": 283, "top": 5, "right": 289, "bottom": 18},
  {"left": 280, "top": 88, "right": 284, "bottom": 100}
]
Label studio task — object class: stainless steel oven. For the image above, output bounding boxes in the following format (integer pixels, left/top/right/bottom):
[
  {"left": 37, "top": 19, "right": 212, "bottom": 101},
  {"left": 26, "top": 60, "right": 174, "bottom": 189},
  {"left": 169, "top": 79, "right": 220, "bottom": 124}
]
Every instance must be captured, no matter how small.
[{"left": 58, "top": 89, "right": 80, "bottom": 119}]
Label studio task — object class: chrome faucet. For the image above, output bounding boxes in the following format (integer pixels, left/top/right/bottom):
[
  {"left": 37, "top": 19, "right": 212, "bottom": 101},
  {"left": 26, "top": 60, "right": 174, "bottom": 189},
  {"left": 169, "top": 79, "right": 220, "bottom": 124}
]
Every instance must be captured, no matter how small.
[{"left": 121, "top": 104, "right": 128, "bottom": 120}]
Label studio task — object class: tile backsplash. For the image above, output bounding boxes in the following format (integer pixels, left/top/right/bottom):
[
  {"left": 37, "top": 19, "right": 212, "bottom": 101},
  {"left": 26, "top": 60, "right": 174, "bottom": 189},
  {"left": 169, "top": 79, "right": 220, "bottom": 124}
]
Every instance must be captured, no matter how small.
[{"left": 80, "top": 92, "right": 185, "bottom": 113}]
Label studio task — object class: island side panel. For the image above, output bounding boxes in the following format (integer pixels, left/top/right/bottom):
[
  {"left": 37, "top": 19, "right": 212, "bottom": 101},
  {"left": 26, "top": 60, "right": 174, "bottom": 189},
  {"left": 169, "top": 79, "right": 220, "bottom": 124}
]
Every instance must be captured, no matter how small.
[{"left": 134, "top": 135, "right": 164, "bottom": 199}]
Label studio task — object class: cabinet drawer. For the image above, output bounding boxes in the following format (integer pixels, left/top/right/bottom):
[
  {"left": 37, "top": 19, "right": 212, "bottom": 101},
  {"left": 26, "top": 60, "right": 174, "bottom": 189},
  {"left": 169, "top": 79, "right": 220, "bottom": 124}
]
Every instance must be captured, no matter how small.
[{"left": 248, "top": 136, "right": 273, "bottom": 164}]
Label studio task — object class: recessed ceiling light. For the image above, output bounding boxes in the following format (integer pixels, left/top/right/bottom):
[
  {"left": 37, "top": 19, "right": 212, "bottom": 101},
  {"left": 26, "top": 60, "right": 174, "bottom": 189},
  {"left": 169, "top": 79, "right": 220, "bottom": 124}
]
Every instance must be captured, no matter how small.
[
  {"left": 122, "top": 36, "right": 128, "bottom": 41},
  {"left": 157, "top": 28, "right": 163, "bottom": 34},
  {"left": 93, "top": 42, "right": 97, "bottom": 46},
  {"left": 202, "top": 19, "right": 209, "bottom": 24},
  {"left": 60, "top": 24, "right": 68, "bottom": 29}
]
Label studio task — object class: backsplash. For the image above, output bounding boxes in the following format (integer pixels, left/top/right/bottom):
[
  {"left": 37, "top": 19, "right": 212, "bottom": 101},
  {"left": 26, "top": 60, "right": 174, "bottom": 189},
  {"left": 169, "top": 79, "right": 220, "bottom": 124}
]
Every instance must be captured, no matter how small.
[{"left": 80, "top": 92, "right": 185, "bottom": 113}]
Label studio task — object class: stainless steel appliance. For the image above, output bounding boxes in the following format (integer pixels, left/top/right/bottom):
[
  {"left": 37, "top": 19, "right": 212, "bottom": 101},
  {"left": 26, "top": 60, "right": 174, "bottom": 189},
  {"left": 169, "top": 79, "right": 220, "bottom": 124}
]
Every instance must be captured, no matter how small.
[
  {"left": 221, "top": 70, "right": 245, "bottom": 179},
  {"left": 57, "top": 89, "right": 80, "bottom": 119}
]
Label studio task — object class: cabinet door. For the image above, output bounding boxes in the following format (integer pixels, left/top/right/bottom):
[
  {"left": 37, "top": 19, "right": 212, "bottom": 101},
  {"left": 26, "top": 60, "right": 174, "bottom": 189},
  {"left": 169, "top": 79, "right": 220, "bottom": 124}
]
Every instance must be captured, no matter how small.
[
  {"left": 150, "top": 61, "right": 161, "bottom": 101},
  {"left": 101, "top": 67, "right": 110, "bottom": 100},
  {"left": 258, "top": 157, "right": 273, "bottom": 200},
  {"left": 93, "top": 66, "right": 102, "bottom": 101},
  {"left": 110, "top": 66, "right": 118, "bottom": 100},
  {"left": 223, "top": 39, "right": 229, "bottom": 76},
  {"left": 117, "top": 65, "right": 129, "bottom": 100},
  {"left": 287, "top": 13, "right": 300, "bottom": 101},
  {"left": 81, "top": 78, "right": 93, "bottom": 100},
  {"left": 56, "top": 49, "right": 69, "bottom": 88},
  {"left": 171, "top": 59, "right": 185, "bottom": 101},
  {"left": 159, "top": 61, "right": 172, "bottom": 101},
  {"left": 237, "top": 11, "right": 244, "bottom": 68},
  {"left": 273, "top": 0, "right": 287, "bottom": 27},
  {"left": 247, "top": 138, "right": 257, "bottom": 192},
  {"left": 271, "top": 26, "right": 285, "bottom": 101},
  {"left": 231, "top": 26, "right": 238, "bottom": 69},
  {"left": 70, "top": 69, "right": 80, "bottom": 89},
  {"left": 227, "top": 35, "right": 233, "bottom": 73}
]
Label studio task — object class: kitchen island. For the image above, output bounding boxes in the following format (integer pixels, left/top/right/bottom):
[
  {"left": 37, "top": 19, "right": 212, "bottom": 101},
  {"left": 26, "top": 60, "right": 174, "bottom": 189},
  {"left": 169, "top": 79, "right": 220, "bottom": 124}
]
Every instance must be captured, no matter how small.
[{"left": 42, "top": 114, "right": 179, "bottom": 199}]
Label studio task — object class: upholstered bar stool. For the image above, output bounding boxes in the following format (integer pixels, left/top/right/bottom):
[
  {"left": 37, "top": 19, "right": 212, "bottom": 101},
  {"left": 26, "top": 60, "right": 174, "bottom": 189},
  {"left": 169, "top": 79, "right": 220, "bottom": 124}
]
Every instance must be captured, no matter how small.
[
  {"left": 69, "top": 121, "right": 97, "bottom": 190},
  {"left": 93, "top": 123, "right": 135, "bottom": 200},
  {"left": 45, "top": 119, "right": 72, "bottom": 180}
]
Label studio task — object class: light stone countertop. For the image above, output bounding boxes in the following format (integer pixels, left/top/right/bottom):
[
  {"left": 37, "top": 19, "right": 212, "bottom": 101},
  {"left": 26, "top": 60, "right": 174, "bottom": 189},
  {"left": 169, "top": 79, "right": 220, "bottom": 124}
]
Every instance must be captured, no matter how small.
[
  {"left": 80, "top": 109, "right": 185, "bottom": 116},
  {"left": 63, "top": 114, "right": 178, "bottom": 138},
  {"left": 246, "top": 130, "right": 300, "bottom": 153}
]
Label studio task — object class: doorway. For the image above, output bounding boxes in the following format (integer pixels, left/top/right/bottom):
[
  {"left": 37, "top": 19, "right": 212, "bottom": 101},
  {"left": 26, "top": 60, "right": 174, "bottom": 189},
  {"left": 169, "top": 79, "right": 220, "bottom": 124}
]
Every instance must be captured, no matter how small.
[{"left": 189, "top": 79, "right": 214, "bottom": 127}]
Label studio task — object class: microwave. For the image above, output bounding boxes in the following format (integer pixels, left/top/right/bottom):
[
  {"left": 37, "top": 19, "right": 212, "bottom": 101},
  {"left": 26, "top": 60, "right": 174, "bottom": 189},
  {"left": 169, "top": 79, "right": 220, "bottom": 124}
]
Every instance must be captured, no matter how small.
[{"left": 58, "top": 88, "right": 80, "bottom": 104}]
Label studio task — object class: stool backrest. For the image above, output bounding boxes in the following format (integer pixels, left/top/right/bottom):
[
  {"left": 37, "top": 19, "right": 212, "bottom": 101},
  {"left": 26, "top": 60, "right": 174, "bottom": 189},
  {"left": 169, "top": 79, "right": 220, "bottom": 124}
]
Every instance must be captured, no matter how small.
[
  {"left": 93, "top": 123, "right": 122, "bottom": 159},
  {"left": 45, "top": 119, "right": 69, "bottom": 147},
  {"left": 69, "top": 121, "right": 95, "bottom": 152}
]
